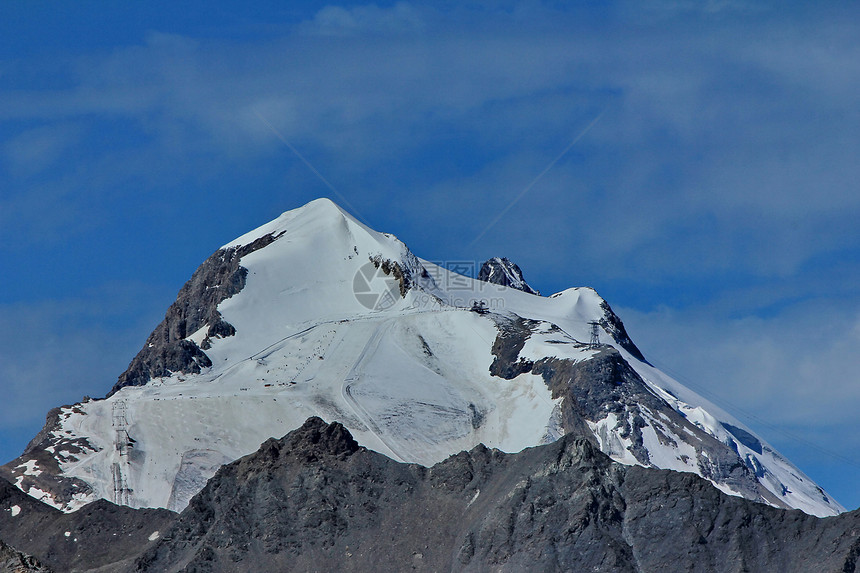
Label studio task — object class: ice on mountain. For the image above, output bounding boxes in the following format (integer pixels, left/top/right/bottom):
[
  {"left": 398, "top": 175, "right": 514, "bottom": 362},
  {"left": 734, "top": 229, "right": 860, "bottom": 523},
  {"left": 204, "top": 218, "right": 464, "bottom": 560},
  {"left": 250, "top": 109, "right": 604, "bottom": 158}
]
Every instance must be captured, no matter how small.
[{"left": 3, "top": 197, "right": 845, "bottom": 518}]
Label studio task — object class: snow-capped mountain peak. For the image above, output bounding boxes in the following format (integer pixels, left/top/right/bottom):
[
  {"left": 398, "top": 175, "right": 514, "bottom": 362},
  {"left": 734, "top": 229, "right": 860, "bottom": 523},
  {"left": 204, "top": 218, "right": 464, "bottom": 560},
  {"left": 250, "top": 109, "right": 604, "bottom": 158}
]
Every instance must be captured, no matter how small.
[
  {"left": 478, "top": 256, "right": 540, "bottom": 295},
  {"left": 1, "top": 198, "right": 844, "bottom": 518}
]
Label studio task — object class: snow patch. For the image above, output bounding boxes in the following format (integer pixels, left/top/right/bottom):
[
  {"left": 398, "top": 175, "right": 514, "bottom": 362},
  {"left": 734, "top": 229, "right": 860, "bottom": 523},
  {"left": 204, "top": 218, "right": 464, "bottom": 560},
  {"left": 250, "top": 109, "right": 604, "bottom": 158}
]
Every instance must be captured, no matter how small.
[
  {"left": 587, "top": 413, "right": 641, "bottom": 466},
  {"left": 639, "top": 416, "right": 698, "bottom": 473},
  {"left": 16, "top": 459, "right": 42, "bottom": 476},
  {"left": 186, "top": 325, "right": 209, "bottom": 347},
  {"left": 26, "top": 486, "right": 59, "bottom": 509},
  {"left": 10, "top": 505, "right": 20, "bottom": 517},
  {"left": 467, "top": 489, "right": 480, "bottom": 508}
]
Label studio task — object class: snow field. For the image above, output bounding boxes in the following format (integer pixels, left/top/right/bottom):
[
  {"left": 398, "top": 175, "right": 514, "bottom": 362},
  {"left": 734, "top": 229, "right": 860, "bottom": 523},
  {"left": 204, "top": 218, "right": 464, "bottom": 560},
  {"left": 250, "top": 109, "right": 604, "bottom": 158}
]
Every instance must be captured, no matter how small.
[{"left": 22, "top": 198, "right": 843, "bottom": 517}]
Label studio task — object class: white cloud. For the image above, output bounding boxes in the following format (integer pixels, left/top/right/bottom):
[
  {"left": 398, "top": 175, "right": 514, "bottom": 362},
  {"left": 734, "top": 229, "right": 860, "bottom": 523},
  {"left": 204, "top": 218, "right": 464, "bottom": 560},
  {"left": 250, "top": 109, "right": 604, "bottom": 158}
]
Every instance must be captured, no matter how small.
[
  {"left": 302, "top": 2, "right": 426, "bottom": 35},
  {"left": 0, "top": 3, "right": 855, "bottom": 287},
  {"left": 3, "top": 123, "right": 82, "bottom": 175}
]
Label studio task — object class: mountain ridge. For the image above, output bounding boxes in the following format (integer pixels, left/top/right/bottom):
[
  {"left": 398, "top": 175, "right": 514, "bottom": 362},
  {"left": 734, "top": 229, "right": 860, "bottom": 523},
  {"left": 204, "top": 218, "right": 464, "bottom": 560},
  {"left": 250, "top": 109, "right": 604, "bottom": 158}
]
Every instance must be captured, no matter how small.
[
  {"left": 3, "top": 417, "right": 858, "bottom": 572},
  {"left": 0, "top": 197, "right": 845, "bottom": 517},
  {"left": 133, "top": 417, "right": 860, "bottom": 572}
]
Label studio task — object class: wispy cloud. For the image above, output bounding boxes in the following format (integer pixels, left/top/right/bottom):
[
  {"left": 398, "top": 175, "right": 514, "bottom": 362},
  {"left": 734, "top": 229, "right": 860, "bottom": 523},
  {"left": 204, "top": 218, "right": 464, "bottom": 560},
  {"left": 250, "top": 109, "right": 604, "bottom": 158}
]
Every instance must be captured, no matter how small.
[
  {"left": 3, "top": 123, "right": 82, "bottom": 175},
  {"left": 3, "top": 1, "right": 854, "bottom": 289},
  {"left": 0, "top": 282, "right": 167, "bottom": 427},
  {"left": 622, "top": 299, "right": 860, "bottom": 423}
]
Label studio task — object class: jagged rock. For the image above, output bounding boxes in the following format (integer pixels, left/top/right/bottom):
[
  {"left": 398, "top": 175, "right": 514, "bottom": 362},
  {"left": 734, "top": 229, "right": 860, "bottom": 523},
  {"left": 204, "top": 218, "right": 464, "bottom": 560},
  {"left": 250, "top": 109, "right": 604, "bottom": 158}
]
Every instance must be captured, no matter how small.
[
  {"left": 3, "top": 418, "right": 857, "bottom": 571},
  {"left": 488, "top": 316, "right": 540, "bottom": 379},
  {"left": 110, "top": 231, "right": 284, "bottom": 395},
  {"left": 0, "top": 478, "right": 175, "bottom": 572},
  {"left": 487, "top": 315, "right": 786, "bottom": 509},
  {"left": 0, "top": 540, "right": 50, "bottom": 573},
  {"left": 598, "top": 299, "right": 649, "bottom": 364},
  {"left": 130, "top": 418, "right": 860, "bottom": 572},
  {"left": 0, "top": 407, "right": 96, "bottom": 513},
  {"left": 477, "top": 257, "right": 540, "bottom": 295}
]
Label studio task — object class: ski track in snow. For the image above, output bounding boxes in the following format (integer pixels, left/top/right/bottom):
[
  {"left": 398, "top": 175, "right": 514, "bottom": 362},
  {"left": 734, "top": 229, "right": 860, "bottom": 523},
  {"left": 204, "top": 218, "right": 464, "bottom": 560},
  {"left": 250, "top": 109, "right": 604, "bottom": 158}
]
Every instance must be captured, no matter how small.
[{"left": 340, "top": 321, "right": 407, "bottom": 461}]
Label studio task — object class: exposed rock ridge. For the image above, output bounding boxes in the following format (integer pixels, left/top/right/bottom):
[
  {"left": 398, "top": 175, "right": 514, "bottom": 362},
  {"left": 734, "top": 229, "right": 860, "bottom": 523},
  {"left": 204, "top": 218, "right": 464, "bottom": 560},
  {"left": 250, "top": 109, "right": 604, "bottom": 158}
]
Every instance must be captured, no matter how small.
[
  {"left": 0, "top": 406, "right": 97, "bottom": 513},
  {"left": 368, "top": 248, "right": 433, "bottom": 299},
  {"left": 130, "top": 419, "right": 860, "bottom": 572},
  {"left": 598, "top": 300, "right": 649, "bottom": 364},
  {"left": 486, "top": 314, "right": 789, "bottom": 510},
  {"left": 478, "top": 257, "right": 540, "bottom": 295},
  {"left": 109, "top": 231, "right": 284, "bottom": 395},
  {"left": 0, "top": 478, "right": 175, "bottom": 572},
  {"left": 0, "top": 540, "right": 50, "bottom": 573}
]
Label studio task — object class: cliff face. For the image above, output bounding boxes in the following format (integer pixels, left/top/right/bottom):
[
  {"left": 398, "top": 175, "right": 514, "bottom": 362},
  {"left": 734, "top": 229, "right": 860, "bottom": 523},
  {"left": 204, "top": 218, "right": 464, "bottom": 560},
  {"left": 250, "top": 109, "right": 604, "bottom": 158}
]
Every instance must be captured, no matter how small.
[
  {"left": 111, "top": 231, "right": 284, "bottom": 396},
  {"left": 2, "top": 417, "right": 858, "bottom": 572},
  {"left": 0, "top": 478, "right": 175, "bottom": 572},
  {"left": 0, "top": 539, "right": 50, "bottom": 573},
  {"left": 4, "top": 199, "right": 841, "bottom": 517},
  {"left": 477, "top": 257, "right": 540, "bottom": 295},
  {"left": 132, "top": 418, "right": 860, "bottom": 573}
]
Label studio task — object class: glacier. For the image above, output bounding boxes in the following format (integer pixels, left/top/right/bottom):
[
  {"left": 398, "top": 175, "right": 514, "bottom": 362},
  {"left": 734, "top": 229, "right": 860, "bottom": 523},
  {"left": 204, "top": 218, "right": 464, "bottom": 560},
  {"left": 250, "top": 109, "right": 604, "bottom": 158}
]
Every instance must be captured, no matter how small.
[{"left": 2, "top": 198, "right": 844, "bottom": 517}]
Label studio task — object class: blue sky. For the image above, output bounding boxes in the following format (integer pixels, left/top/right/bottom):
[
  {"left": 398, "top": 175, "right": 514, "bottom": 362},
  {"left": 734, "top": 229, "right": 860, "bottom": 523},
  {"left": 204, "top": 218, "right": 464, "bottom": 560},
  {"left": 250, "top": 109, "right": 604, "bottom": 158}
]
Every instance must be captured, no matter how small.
[{"left": 1, "top": 1, "right": 859, "bottom": 509}]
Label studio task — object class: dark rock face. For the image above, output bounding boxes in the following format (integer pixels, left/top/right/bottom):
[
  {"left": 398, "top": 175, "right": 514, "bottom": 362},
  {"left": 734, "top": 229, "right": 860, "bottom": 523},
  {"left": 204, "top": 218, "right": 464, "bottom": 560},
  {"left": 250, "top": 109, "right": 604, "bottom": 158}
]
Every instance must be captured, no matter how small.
[
  {"left": 619, "top": 466, "right": 860, "bottom": 573},
  {"left": 1, "top": 232, "right": 286, "bottom": 511},
  {"left": 478, "top": 257, "right": 540, "bottom": 295},
  {"left": 598, "top": 300, "right": 649, "bottom": 364},
  {"left": 4, "top": 418, "right": 857, "bottom": 572},
  {"left": 0, "top": 478, "right": 175, "bottom": 572},
  {"left": 0, "top": 540, "right": 49, "bottom": 573},
  {"left": 0, "top": 407, "right": 97, "bottom": 513},
  {"left": 487, "top": 315, "right": 790, "bottom": 510},
  {"left": 488, "top": 316, "right": 540, "bottom": 379},
  {"left": 110, "top": 231, "right": 283, "bottom": 395},
  {"left": 368, "top": 250, "right": 433, "bottom": 299},
  {"left": 129, "top": 418, "right": 860, "bottom": 573}
]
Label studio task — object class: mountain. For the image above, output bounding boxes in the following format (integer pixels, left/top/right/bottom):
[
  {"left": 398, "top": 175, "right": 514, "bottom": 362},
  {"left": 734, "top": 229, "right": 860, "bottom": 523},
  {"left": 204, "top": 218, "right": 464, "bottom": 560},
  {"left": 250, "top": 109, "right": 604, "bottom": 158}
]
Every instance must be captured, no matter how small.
[
  {"left": 0, "top": 540, "right": 49, "bottom": 573},
  {"left": 0, "top": 198, "right": 844, "bottom": 518},
  {"left": 477, "top": 257, "right": 540, "bottom": 295},
  {"left": 0, "top": 473, "right": 174, "bottom": 572},
  {"left": 133, "top": 418, "right": 860, "bottom": 572},
  {"left": 3, "top": 418, "right": 857, "bottom": 572}
]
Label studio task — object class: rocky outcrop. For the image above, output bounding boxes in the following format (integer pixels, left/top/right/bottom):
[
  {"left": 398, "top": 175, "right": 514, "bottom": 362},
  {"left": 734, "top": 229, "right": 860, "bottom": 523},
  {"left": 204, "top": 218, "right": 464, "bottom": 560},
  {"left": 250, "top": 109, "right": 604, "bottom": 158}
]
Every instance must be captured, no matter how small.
[
  {"left": 488, "top": 316, "right": 540, "bottom": 379},
  {"left": 130, "top": 418, "right": 860, "bottom": 572},
  {"left": 0, "top": 540, "right": 50, "bottom": 573},
  {"left": 2, "top": 418, "right": 858, "bottom": 571},
  {"left": 110, "top": 231, "right": 283, "bottom": 395},
  {"left": 487, "top": 314, "right": 790, "bottom": 510},
  {"left": 0, "top": 406, "right": 97, "bottom": 513},
  {"left": 0, "top": 477, "right": 175, "bottom": 572},
  {"left": 368, "top": 248, "right": 433, "bottom": 299},
  {"left": 598, "top": 299, "right": 649, "bottom": 364},
  {"left": 477, "top": 257, "right": 540, "bottom": 295}
]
